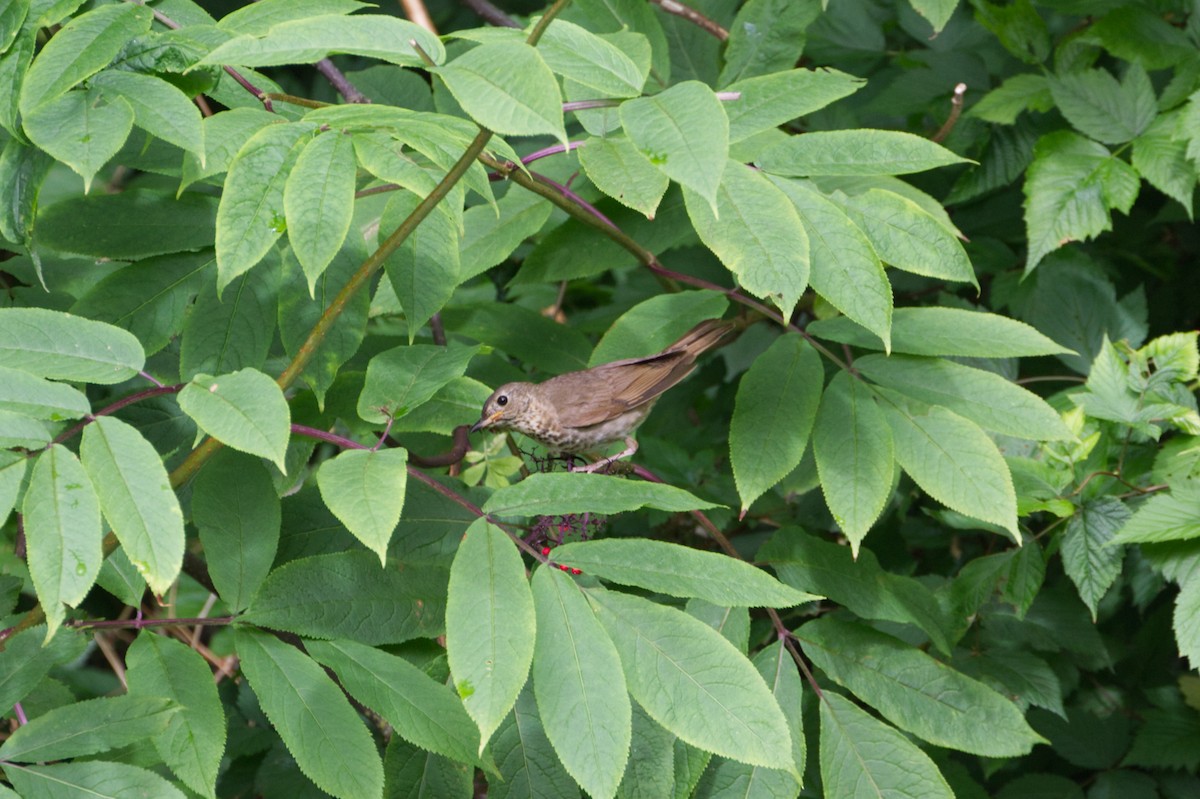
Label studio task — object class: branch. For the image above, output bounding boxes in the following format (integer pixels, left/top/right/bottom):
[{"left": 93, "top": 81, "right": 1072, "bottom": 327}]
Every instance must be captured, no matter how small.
[{"left": 649, "top": 0, "right": 729, "bottom": 40}]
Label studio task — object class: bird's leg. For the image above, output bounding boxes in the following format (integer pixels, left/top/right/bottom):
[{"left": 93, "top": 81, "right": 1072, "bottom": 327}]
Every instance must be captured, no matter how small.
[{"left": 571, "top": 436, "right": 639, "bottom": 474}]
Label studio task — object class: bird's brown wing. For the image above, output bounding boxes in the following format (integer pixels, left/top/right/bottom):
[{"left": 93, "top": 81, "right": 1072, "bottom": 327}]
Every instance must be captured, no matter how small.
[{"left": 542, "top": 319, "right": 733, "bottom": 428}]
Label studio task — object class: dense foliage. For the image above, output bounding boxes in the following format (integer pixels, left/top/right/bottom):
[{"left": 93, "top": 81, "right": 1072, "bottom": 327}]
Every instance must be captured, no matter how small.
[{"left": 1, "top": 0, "right": 1199, "bottom": 797}]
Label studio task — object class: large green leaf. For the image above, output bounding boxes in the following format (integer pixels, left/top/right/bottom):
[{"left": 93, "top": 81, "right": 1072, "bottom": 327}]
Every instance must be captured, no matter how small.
[
  {"left": 80, "top": 416, "right": 185, "bottom": 597},
  {"left": 6, "top": 762, "right": 185, "bottom": 799},
  {"left": 1111, "top": 482, "right": 1200, "bottom": 544},
  {"left": 588, "top": 587, "right": 795, "bottom": 772},
  {"left": 481, "top": 472, "right": 718, "bottom": 516},
  {"left": 683, "top": 161, "right": 809, "bottom": 321},
  {"left": 22, "top": 445, "right": 102, "bottom": 640},
  {"left": 730, "top": 334, "right": 823, "bottom": 511},
  {"left": 126, "top": 633, "right": 227, "bottom": 799},
  {"left": 180, "top": 257, "right": 279, "bottom": 381},
  {"left": 91, "top": 70, "right": 204, "bottom": 159},
  {"left": 283, "top": 130, "right": 356, "bottom": 289},
  {"left": 0, "top": 695, "right": 173, "bottom": 763},
  {"left": 234, "top": 627, "right": 384, "bottom": 799},
  {"left": 0, "top": 365, "right": 89, "bottom": 421},
  {"left": 446, "top": 518, "right": 536, "bottom": 751},
  {"left": 551, "top": 538, "right": 819, "bottom": 608},
  {"left": 855, "top": 354, "right": 1072, "bottom": 441},
  {"left": 380, "top": 191, "right": 462, "bottom": 342},
  {"left": 217, "top": 0, "right": 372, "bottom": 35},
  {"left": 36, "top": 190, "right": 219, "bottom": 261},
  {"left": 1048, "top": 64, "right": 1157, "bottom": 145},
  {"left": 820, "top": 692, "right": 954, "bottom": 799},
  {"left": 201, "top": 13, "right": 444, "bottom": 68},
  {"left": 178, "top": 368, "right": 290, "bottom": 470},
  {"left": 798, "top": 616, "right": 1045, "bottom": 756},
  {"left": 811, "top": 373, "right": 895, "bottom": 548},
  {"left": 538, "top": 19, "right": 644, "bottom": 97},
  {"left": 758, "top": 129, "right": 970, "bottom": 176},
  {"left": 22, "top": 87, "right": 133, "bottom": 192},
  {"left": 215, "top": 122, "right": 314, "bottom": 290},
  {"left": 881, "top": 398, "right": 1018, "bottom": 536},
  {"left": 489, "top": 685, "right": 580, "bottom": 799},
  {"left": 17, "top": 2, "right": 152, "bottom": 114},
  {"left": 578, "top": 135, "right": 669, "bottom": 219},
  {"left": 0, "top": 308, "right": 144, "bottom": 384},
  {"left": 1062, "top": 498, "right": 1129, "bottom": 619},
  {"left": 531, "top": 566, "right": 630, "bottom": 799},
  {"left": 1023, "top": 131, "right": 1140, "bottom": 273},
  {"left": 245, "top": 551, "right": 444, "bottom": 644},
  {"left": 724, "top": 68, "right": 862, "bottom": 142},
  {"left": 620, "top": 81, "right": 728, "bottom": 210},
  {"left": 191, "top": 450, "right": 280, "bottom": 612},
  {"left": 357, "top": 342, "right": 478, "bottom": 424},
  {"left": 306, "top": 638, "right": 483, "bottom": 768},
  {"left": 437, "top": 41, "right": 565, "bottom": 143},
  {"left": 317, "top": 447, "right": 408, "bottom": 564}
]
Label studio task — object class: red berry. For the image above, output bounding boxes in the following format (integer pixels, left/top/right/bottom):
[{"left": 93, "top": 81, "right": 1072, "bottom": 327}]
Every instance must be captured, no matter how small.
[
  {"left": 559, "top": 564, "right": 569, "bottom": 571},
  {"left": 541, "top": 547, "right": 551, "bottom": 556},
  {"left": 571, "top": 568, "right": 582, "bottom": 575}
]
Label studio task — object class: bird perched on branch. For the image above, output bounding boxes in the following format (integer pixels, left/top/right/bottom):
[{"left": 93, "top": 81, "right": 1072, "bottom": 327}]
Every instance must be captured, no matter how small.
[{"left": 471, "top": 318, "right": 733, "bottom": 472}]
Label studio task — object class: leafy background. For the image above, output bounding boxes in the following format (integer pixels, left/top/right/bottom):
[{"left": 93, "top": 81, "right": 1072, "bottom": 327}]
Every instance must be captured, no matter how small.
[{"left": 1, "top": 0, "right": 1200, "bottom": 797}]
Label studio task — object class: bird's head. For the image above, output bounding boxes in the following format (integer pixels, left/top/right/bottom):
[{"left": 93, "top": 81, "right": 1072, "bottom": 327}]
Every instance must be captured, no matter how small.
[{"left": 471, "top": 382, "right": 534, "bottom": 434}]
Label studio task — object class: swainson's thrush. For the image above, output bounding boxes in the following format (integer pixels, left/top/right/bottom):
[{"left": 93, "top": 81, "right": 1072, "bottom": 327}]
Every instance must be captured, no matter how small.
[{"left": 471, "top": 319, "right": 733, "bottom": 472}]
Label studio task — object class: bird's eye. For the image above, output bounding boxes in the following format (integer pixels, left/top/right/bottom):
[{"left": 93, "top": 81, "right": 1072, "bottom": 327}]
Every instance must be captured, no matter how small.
[{"left": 497, "top": 395, "right": 508, "bottom": 406}]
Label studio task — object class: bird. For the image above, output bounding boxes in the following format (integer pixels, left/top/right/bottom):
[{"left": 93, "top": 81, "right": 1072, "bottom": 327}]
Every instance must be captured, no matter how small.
[{"left": 470, "top": 318, "right": 733, "bottom": 473}]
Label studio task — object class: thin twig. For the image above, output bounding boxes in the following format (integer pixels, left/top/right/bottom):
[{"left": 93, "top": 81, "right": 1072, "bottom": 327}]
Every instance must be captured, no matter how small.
[
  {"left": 932, "top": 82, "right": 967, "bottom": 143},
  {"left": 460, "top": 0, "right": 520, "bottom": 27},
  {"left": 649, "top": 0, "right": 729, "bottom": 40},
  {"left": 315, "top": 59, "right": 370, "bottom": 104},
  {"left": 400, "top": 0, "right": 438, "bottom": 33}
]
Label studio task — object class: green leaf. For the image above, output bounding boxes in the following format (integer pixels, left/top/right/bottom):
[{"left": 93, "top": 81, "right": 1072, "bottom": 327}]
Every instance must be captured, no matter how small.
[
  {"left": 1048, "top": 64, "right": 1157, "bottom": 146},
  {"left": 552, "top": 538, "right": 819, "bottom": 608},
  {"left": 217, "top": 0, "right": 372, "bottom": 35},
  {"left": 23, "top": 445, "right": 102, "bottom": 640},
  {"left": 17, "top": 2, "right": 152, "bottom": 114},
  {"left": 437, "top": 41, "right": 565, "bottom": 143},
  {"left": 588, "top": 587, "right": 794, "bottom": 772},
  {"left": 0, "top": 624, "right": 87, "bottom": 719},
  {"left": 36, "top": 190, "right": 219, "bottom": 261},
  {"left": 883, "top": 398, "right": 1018, "bottom": 536},
  {"left": 760, "top": 528, "right": 955, "bottom": 655},
  {"left": 80, "top": 416, "right": 184, "bottom": 597},
  {"left": 22, "top": 87, "right": 133, "bottom": 192},
  {"left": 71, "top": 251, "right": 213, "bottom": 357},
  {"left": 683, "top": 161, "right": 809, "bottom": 320},
  {"left": 1062, "top": 498, "right": 1129, "bottom": 619},
  {"left": 459, "top": 190, "right": 553, "bottom": 281},
  {"left": 808, "top": 306, "right": 1072, "bottom": 357},
  {"left": 0, "top": 695, "right": 173, "bottom": 762},
  {"left": 306, "top": 638, "right": 482, "bottom": 767},
  {"left": 180, "top": 258, "right": 279, "bottom": 381},
  {"left": 180, "top": 107, "right": 277, "bottom": 192},
  {"left": 969, "top": 74, "right": 1053, "bottom": 125},
  {"left": 0, "top": 307, "right": 144, "bottom": 384},
  {"left": 0, "top": 365, "right": 89, "bottom": 421},
  {"left": 446, "top": 518, "right": 536, "bottom": 751},
  {"left": 234, "top": 627, "right": 384, "bottom": 799},
  {"left": 91, "top": 70, "right": 205, "bottom": 159},
  {"left": 191, "top": 450, "right": 280, "bottom": 612},
  {"left": 730, "top": 334, "right": 823, "bottom": 510},
  {"left": 178, "top": 368, "right": 290, "bottom": 470},
  {"left": 620, "top": 81, "right": 729, "bottom": 210},
  {"left": 202, "top": 13, "right": 443, "bottom": 68},
  {"left": 910, "top": 0, "right": 958, "bottom": 35},
  {"left": 719, "top": 0, "right": 821, "bottom": 86},
  {"left": 317, "top": 447, "right": 408, "bottom": 564},
  {"left": 0, "top": 451, "right": 25, "bottom": 528},
  {"left": 1111, "top": 482, "right": 1200, "bottom": 544},
  {"left": 382, "top": 735, "right": 474, "bottom": 796},
  {"left": 531, "top": 566, "right": 631, "bottom": 799},
  {"left": 1132, "top": 114, "right": 1197, "bottom": 218},
  {"left": 538, "top": 19, "right": 644, "bottom": 97},
  {"left": 758, "top": 129, "right": 970, "bottom": 176},
  {"left": 769, "top": 176, "right": 891, "bottom": 349},
  {"left": 811, "top": 373, "right": 895, "bottom": 548},
  {"left": 283, "top": 130, "right": 355, "bottom": 288},
  {"left": 215, "top": 122, "right": 314, "bottom": 291},
  {"left": 971, "top": 0, "right": 1049, "bottom": 64},
  {"left": 481, "top": 472, "right": 719, "bottom": 517},
  {"left": 855, "top": 354, "right": 1072, "bottom": 441},
  {"left": 6, "top": 761, "right": 186, "bottom": 799},
  {"left": 798, "top": 616, "right": 1044, "bottom": 756},
  {"left": 0, "top": 0, "right": 28, "bottom": 53},
  {"left": 588, "top": 292, "right": 727, "bottom": 365},
  {"left": 578, "top": 135, "right": 669, "bottom": 218},
  {"left": 0, "top": 410, "right": 50, "bottom": 449},
  {"left": 245, "top": 551, "right": 444, "bottom": 644},
  {"left": 358, "top": 342, "right": 478, "bottom": 424},
  {"left": 724, "top": 67, "right": 862, "bottom": 142},
  {"left": 820, "top": 691, "right": 955, "bottom": 799},
  {"left": 837, "top": 188, "right": 977, "bottom": 287},
  {"left": 380, "top": 190, "right": 462, "bottom": 342},
  {"left": 126, "top": 633, "right": 227, "bottom": 799},
  {"left": 489, "top": 685, "right": 580, "bottom": 799},
  {"left": 1023, "top": 131, "right": 1140, "bottom": 273}
]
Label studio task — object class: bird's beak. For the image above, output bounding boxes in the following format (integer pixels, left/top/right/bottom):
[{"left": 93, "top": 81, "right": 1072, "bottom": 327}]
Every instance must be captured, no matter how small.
[{"left": 470, "top": 410, "right": 504, "bottom": 433}]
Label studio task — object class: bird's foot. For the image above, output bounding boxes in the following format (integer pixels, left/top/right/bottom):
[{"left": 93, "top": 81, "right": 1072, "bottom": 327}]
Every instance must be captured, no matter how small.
[{"left": 568, "top": 437, "right": 638, "bottom": 474}]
